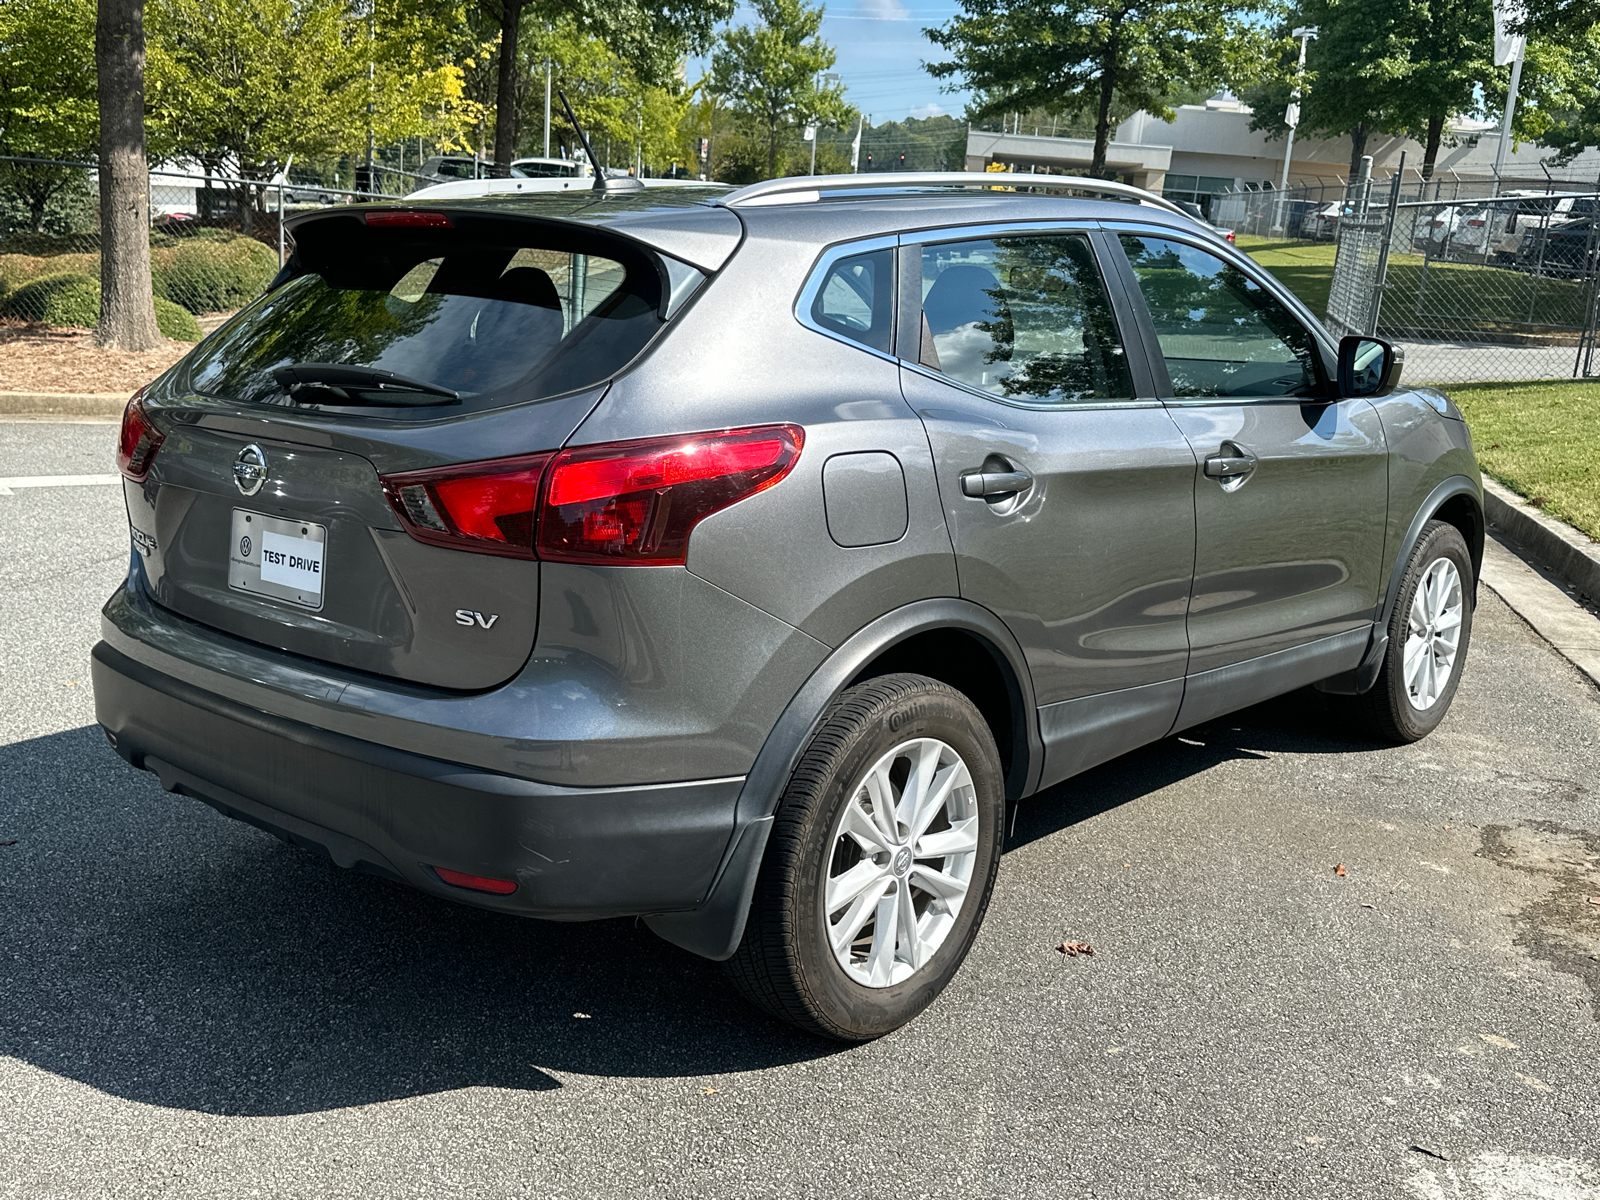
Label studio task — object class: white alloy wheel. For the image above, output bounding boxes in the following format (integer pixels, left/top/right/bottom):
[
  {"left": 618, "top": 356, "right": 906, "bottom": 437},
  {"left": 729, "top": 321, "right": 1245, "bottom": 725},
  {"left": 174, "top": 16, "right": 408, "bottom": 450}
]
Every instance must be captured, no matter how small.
[
  {"left": 822, "top": 737, "right": 979, "bottom": 988},
  {"left": 1403, "top": 556, "right": 1464, "bottom": 710}
]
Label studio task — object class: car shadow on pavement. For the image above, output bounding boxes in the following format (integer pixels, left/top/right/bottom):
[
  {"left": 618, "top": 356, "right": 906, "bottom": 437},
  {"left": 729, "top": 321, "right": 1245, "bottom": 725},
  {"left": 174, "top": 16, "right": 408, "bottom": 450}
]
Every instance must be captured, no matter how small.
[{"left": 1, "top": 694, "right": 1379, "bottom": 1116}]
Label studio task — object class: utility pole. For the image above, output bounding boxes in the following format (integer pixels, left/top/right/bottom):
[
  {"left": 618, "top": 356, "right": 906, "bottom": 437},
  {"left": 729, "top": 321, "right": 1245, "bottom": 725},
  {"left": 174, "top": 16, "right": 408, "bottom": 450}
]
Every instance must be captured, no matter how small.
[
  {"left": 1272, "top": 25, "right": 1318, "bottom": 234},
  {"left": 543, "top": 59, "right": 552, "bottom": 159},
  {"left": 1490, "top": 0, "right": 1527, "bottom": 196}
]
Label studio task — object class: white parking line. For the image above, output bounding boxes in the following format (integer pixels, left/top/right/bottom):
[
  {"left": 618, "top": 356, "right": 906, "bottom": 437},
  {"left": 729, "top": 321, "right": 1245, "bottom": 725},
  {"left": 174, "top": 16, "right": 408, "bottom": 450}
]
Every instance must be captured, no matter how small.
[{"left": 0, "top": 474, "right": 122, "bottom": 495}]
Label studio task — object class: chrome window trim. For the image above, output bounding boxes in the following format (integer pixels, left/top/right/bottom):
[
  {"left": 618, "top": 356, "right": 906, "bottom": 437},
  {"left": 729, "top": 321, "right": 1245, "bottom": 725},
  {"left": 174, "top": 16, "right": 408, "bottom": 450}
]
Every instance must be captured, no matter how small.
[
  {"left": 793, "top": 233, "right": 902, "bottom": 365},
  {"left": 898, "top": 218, "right": 1101, "bottom": 247}
]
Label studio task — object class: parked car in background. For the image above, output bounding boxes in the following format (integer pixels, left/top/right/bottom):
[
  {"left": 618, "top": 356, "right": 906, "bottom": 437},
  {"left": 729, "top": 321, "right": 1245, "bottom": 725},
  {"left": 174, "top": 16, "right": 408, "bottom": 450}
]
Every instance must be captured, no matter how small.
[
  {"left": 1516, "top": 198, "right": 1600, "bottom": 275},
  {"left": 510, "top": 157, "right": 587, "bottom": 178},
  {"left": 1300, "top": 201, "right": 1341, "bottom": 240},
  {"left": 1175, "top": 200, "right": 1236, "bottom": 244},
  {"left": 96, "top": 173, "right": 1482, "bottom": 1043},
  {"left": 417, "top": 156, "right": 531, "bottom": 184}
]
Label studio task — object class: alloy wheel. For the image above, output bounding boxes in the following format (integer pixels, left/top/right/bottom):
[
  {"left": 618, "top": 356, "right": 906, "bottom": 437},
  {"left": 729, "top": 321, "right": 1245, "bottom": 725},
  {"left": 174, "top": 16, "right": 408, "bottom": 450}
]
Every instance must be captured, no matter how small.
[{"left": 1403, "top": 556, "right": 1464, "bottom": 710}]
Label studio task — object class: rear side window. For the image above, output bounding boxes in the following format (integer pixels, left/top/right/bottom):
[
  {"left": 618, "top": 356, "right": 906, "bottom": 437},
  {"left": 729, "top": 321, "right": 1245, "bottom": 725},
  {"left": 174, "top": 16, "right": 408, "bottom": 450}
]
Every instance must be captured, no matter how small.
[
  {"left": 809, "top": 248, "right": 894, "bottom": 354},
  {"left": 918, "top": 233, "right": 1133, "bottom": 404},
  {"left": 186, "top": 219, "right": 665, "bottom": 417}
]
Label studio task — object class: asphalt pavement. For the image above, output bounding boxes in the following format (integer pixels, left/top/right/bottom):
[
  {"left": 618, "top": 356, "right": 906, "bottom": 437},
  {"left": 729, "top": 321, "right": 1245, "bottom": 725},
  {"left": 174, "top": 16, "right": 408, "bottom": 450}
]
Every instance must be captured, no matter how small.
[{"left": 3, "top": 420, "right": 1599, "bottom": 1199}]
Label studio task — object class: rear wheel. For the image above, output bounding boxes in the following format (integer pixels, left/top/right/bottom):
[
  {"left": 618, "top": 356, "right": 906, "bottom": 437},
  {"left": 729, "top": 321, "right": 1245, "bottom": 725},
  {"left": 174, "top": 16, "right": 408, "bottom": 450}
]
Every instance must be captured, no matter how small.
[
  {"left": 1349, "top": 520, "right": 1474, "bottom": 743},
  {"left": 726, "top": 674, "right": 1005, "bottom": 1041}
]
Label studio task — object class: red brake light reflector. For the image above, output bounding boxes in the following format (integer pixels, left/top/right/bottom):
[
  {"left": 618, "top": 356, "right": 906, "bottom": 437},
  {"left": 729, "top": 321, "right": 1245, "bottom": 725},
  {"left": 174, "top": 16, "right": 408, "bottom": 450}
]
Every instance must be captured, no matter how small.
[
  {"left": 116, "top": 391, "right": 164, "bottom": 481},
  {"left": 381, "top": 453, "right": 553, "bottom": 560},
  {"left": 432, "top": 867, "right": 517, "bottom": 895},
  {"left": 538, "top": 425, "right": 804, "bottom": 565},
  {"left": 364, "top": 210, "right": 453, "bottom": 228}
]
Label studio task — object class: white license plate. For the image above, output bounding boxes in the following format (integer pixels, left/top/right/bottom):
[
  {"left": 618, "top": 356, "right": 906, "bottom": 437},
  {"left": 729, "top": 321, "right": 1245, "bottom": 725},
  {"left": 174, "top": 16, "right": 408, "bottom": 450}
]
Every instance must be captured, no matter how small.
[{"left": 228, "top": 509, "right": 327, "bottom": 610}]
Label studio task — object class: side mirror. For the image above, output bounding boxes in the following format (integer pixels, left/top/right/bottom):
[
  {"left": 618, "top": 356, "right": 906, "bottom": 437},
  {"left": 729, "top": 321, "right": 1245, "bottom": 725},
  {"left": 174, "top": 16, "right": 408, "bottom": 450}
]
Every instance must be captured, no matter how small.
[{"left": 1337, "top": 335, "right": 1404, "bottom": 398}]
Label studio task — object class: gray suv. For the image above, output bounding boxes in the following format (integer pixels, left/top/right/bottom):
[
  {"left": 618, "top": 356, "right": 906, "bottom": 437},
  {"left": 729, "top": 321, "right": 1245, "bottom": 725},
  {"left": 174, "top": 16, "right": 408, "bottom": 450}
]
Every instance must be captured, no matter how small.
[{"left": 94, "top": 173, "right": 1482, "bottom": 1041}]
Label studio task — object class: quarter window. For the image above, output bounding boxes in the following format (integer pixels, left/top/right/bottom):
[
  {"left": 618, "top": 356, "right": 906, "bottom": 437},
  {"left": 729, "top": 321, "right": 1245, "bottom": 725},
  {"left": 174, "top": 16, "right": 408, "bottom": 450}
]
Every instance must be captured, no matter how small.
[
  {"left": 810, "top": 248, "right": 894, "bottom": 354},
  {"left": 1118, "top": 234, "right": 1323, "bottom": 398},
  {"left": 918, "top": 233, "right": 1133, "bottom": 404}
]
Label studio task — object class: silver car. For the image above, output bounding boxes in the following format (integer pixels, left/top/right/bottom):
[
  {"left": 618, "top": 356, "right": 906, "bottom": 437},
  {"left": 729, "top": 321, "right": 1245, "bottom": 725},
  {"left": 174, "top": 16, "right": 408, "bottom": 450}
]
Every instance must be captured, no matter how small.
[{"left": 95, "top": 173, "right": 1482, "bottom": 1041}]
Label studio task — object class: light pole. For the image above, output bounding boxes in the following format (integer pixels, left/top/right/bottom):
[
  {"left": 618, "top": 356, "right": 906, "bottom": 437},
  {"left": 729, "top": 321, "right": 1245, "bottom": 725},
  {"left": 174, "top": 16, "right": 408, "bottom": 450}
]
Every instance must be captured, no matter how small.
[
  {"left": 1490, "top": 1, "right": 1526, "bottom": 196},
  {"left": 543, "top": 59, "right": 552, "bottom": 159},
  {"left": 1272, "top": 25, "right": 1318, "bottom": 234}
]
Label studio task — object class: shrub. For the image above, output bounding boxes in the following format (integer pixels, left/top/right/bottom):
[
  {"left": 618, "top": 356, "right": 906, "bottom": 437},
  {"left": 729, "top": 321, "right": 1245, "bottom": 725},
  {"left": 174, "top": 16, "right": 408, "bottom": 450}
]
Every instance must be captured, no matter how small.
[
  {"left": 151, "top": 235, "right": 278, "bottom": 313},
  {"left": 0, "top": 271, "right": 202, "bottom": 341}
]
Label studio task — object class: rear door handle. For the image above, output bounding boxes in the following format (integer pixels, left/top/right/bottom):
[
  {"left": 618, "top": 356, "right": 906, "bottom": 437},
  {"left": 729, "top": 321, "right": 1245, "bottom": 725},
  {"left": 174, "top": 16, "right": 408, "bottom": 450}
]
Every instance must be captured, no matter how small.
[
  {"left": 960, "top": 468, "right": 1033, "bottom": 498},
  {"left": 1203, "top": 452, "right": 1257, "bottom": 479}
]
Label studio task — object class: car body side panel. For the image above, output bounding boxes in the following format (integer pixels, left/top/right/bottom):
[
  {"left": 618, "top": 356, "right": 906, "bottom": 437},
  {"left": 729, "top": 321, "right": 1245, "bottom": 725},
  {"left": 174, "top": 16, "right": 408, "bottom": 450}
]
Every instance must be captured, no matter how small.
[{"left": 1369, "top": 392, "right": 1483, "bottom": 596}]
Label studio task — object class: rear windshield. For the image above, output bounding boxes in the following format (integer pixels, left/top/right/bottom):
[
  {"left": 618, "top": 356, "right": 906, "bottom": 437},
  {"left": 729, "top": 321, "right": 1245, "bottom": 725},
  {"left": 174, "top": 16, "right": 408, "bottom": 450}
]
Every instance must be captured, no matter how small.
[{"left": 185, "top": 218, "right": 666, "bottom": 416}]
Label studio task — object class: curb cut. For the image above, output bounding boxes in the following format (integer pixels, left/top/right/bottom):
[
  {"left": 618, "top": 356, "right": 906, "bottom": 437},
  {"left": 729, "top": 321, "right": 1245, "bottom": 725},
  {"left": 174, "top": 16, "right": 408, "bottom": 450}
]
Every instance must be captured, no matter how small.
[
  {"left": 0, "top": 392, "right": 128, "bottom": 417},
  {"left": 1481, "top": 477, "right": 1600, "bottom": 605}
]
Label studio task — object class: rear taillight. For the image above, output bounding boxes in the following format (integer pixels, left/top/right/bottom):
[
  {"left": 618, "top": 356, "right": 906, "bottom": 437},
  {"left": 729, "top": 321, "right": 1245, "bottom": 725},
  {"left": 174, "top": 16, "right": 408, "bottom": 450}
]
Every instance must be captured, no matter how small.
[
  {"left": 539, "top": 425, "right": 803, "bottom": 565},
  {"left": 381, "top": 453, "right": 554, "bottom": 560},
  {"left": 431, "top": 867, "right": 517, "bottom": 895},
  {"left": 1468, "top": 219, "right": 1485, "bottom": 227},
  {"left": 379, "top": 425, "right": 804, "bottom": 566},
  {"left": 364, "top": 210, "right": 452, "bottom": 228},
  {"left": 115, "top": 390, "right": 164, "bottom": 481}
]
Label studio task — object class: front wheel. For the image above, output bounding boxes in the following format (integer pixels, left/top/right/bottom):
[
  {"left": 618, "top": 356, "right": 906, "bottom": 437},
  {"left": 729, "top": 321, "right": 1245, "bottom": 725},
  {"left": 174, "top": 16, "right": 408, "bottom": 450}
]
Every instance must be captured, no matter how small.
[
  {"left": 1349, "top": 519, "right": 1474, "bottom": 743},
  {"left": 725, "top": 674, "right": 1005, "bottom": 1041}
]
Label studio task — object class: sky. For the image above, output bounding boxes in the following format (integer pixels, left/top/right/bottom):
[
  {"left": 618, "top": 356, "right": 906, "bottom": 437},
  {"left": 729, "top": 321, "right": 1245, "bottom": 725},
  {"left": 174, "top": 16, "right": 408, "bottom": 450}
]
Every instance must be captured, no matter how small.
[{"left": 686, "top": 0, "right": 974, "bottom": 126}]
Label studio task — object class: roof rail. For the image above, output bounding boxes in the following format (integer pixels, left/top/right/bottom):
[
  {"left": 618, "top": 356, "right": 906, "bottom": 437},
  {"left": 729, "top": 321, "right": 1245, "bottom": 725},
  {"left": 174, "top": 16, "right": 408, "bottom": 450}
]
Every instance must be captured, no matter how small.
[{"left": 714, "top": 171, "right": 1190, "bottom": 219}]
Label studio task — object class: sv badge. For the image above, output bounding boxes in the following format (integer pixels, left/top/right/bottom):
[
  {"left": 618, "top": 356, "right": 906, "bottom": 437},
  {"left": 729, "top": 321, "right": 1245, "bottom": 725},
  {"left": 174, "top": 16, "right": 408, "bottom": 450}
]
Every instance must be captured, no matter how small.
[{"left": 455, "top": 609, "right": 500, "bottom": 629}]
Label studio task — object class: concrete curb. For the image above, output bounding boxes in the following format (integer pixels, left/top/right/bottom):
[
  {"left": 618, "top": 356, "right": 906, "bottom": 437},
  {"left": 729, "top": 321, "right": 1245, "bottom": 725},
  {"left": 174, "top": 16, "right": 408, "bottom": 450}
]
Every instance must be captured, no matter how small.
[
  {"left": 1480, "top": 476, "right": 1600, "bottom": 605},
  {"left": 0, "top": 392, "right": 128, "bottom": 417},
  {"left": 1480, "top": 534, "right": 1600, "bottom": 691}
]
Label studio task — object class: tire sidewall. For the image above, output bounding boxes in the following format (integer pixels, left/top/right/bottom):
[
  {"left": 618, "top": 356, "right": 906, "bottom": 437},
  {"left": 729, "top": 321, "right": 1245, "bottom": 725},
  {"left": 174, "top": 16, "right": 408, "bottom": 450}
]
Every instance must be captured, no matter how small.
[
  {"left": 1385, "top": 522, "right": 1474, "bottom": 739},
  {"left": 788, "top": 683, "right": 1004, "bottom": 1040}
]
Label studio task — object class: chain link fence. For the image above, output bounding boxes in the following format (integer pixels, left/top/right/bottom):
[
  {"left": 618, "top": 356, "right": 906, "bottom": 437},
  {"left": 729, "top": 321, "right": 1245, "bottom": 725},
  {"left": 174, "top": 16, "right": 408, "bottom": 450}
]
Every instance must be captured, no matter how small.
[
  {"left": 1215, "top": 171, "right": 1600, "bottom": 383},
  {"left": 0, "top": 155, "right": 415, "bottom": 342}
]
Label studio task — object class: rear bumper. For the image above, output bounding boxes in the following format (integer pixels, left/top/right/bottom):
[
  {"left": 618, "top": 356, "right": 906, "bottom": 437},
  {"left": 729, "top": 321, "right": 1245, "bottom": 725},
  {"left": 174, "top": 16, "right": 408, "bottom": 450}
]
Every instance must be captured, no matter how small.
[{"left": 92, "top": 641, "right": 743, "bottom": 920}]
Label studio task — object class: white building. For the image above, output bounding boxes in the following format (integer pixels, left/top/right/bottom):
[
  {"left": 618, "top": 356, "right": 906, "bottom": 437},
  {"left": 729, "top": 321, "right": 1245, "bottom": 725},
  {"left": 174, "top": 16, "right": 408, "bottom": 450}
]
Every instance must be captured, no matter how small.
[{"left": 965, "top": 93, "right": 1600, "bottom": 210}]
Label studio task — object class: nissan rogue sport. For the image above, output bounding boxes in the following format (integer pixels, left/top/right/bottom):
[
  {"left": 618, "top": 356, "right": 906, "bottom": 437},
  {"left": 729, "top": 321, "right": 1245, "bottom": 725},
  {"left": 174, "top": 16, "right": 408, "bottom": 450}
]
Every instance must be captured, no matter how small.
[{"left": 94, "top": 173, "right": 1483, "bottom": 1041}]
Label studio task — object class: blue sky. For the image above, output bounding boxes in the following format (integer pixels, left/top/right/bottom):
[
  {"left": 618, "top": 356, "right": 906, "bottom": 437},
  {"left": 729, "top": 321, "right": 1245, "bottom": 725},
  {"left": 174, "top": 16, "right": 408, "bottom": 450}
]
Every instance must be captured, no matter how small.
[{"left": 687, "top": 0, "right": 974, "bottom": 125}]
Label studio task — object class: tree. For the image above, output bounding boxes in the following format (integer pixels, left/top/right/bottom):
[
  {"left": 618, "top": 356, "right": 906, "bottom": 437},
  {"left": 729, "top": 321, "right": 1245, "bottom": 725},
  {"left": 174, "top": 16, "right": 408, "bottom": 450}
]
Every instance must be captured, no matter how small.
[
  {"left": 96, "top": 0, "right": 163, "bottom": 350},
  {"left": 926, "top": 0, "right": 1268, "bottom": 176},
  {"left": 0, "top": 0, "right": 100, "bottom": 232},
  {"left": 712, "top": 0, "right": 853, "bottom": 178},
  {"left": 1391, "top": 0, "right": 1494, "bottom": 179}
]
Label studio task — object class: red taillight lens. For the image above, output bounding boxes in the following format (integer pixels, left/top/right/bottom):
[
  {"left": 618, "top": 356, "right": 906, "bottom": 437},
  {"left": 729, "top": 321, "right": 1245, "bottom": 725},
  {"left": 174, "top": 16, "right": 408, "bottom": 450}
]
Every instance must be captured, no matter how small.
[
  {"left": 431, "top": 866, "right": 517, "bottom": 895},
  {"left": 116, "top": 391, "right": 164, "bottom": 481},
  {"left": 1468, "top": 219, "right": 1485, "bottom": 227},
  {"left": 1225, "top": 231, "right": 1236, "bottom": 243},
  {"left": 379, "top": 426, "right": 804, "bottom": 565},
  {"left": 538, "top": 425, "right": 804, "bottom": 565},
  {"left": 381, "top": 453, "right": 553, "bottom": 559},
  {"left": 364, "top": 210, "right": 452, "bottom": 228}
]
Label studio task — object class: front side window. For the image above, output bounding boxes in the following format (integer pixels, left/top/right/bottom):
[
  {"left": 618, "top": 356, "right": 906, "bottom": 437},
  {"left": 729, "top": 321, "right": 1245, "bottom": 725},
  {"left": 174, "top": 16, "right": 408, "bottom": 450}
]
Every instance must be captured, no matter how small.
[
  {"left": 810, "top": 248, "right": 894, "bottom": 354},
  {"left": 1118, "top": 234, "right": 1323, "bottom": 398},
  {"left": 918, "top": 233, "right": 1133, "bottom": 404}
]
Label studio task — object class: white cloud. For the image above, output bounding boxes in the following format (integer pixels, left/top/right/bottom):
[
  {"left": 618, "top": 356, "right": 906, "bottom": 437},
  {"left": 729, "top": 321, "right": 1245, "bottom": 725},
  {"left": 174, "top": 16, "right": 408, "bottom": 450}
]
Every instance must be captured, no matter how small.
[
  {"left": 909, "top": 103, "right": 946, "bottom": 119},
  {"left": 856, "top": 0, "right": 910, "bottom": 19}
]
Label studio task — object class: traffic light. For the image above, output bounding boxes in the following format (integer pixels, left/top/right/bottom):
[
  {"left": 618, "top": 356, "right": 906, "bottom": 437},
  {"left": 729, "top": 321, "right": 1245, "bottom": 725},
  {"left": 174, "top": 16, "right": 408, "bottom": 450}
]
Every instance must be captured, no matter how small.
[
  {"left": 898, "top": 153, "right": 905, "bottom": 168},
  {"left": 866, "top": 153, "right": 873, "bottom": 169}
]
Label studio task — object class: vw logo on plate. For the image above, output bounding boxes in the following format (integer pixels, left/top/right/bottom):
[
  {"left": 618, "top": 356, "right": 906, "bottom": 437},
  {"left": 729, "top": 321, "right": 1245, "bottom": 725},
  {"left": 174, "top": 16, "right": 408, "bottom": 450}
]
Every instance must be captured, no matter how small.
[
  {"left": 233, "top": 443, "right": 268, "bottom": 497},
  {"left": 239, "top": 535, "right": 252, "bottom": 558}
]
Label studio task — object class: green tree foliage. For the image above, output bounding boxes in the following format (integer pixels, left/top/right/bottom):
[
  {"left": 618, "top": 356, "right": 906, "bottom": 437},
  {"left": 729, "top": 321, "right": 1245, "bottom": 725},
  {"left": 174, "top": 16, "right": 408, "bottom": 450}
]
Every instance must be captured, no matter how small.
[
  {"left": 1511, "top": 21, "right": 1600, "bottom": 164},
  {"left": 711, "top": 0, "right": 854, "bottom": 178},
  {"left": 0, "top": 0, "right": 101, "bottom": 231},
  {"left": 147, "top": 0, "right": 478, "bottom": 181},
  {"left": 926, "top": 0, "right": 1270, "bottom": 176}
]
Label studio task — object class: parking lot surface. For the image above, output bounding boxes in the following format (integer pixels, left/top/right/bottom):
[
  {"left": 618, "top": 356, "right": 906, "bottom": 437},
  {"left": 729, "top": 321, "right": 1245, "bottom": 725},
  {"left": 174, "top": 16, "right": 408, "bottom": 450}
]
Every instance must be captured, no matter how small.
[{"left": 3, "top": 420, "right": 1599, "bottom": 1199}]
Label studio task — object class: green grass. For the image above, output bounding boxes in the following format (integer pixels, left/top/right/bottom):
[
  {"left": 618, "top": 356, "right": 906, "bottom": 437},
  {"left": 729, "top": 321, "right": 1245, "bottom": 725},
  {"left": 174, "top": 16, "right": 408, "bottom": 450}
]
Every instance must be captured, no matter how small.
[
  {"left": 1236, "top": 234, "right": 1590, "bottom": 332},
  {"left": 1236, "top": 235, "right": 1336, "bottom": 315},
  {"left": 1450, "top": 380, "right": 1600, "bottom": 540}
]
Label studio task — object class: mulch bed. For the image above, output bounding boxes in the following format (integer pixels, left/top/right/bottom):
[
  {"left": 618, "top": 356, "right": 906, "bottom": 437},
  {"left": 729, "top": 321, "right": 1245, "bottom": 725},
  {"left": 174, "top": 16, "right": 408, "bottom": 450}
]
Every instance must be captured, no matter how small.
[{"left": 0, "top": 319, "right": 192, "bottom": 395}]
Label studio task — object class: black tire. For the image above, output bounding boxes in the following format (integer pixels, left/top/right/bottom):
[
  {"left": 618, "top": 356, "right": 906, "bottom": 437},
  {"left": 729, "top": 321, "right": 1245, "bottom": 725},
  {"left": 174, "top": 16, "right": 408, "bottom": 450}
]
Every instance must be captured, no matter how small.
[
  {"left": 1348, "top": 520, "right": 1474, "bottom": 743},
  {"left": 725, "top": 673, "right": 1005, "bottom": 1041}
]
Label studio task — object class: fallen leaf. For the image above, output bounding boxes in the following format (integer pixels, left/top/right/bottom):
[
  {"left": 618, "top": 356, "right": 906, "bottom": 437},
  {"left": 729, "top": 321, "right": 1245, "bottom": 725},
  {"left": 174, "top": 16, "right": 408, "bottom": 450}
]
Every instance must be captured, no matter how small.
[
  {"left": 1587, "top": 895, "right": 1600, "bottom": 906},
  {"left": 1361, "top": 902, "right": 1377, "bottom": 909},
  {"left": 1334, "top": 863, "right": 1347, "bottom": 877},
  {"left": 1409, "top": 1145, "right": 1451, "bottom": 1161},
  {"left": 0, "top": 839, "right": 16, "bottom": 847},
  {"left": 1056, "top": 941, "right": 1095, "bottom": 957},
  {"left": 701, "top": 1087, "right": 719, "bottom": 1095}
]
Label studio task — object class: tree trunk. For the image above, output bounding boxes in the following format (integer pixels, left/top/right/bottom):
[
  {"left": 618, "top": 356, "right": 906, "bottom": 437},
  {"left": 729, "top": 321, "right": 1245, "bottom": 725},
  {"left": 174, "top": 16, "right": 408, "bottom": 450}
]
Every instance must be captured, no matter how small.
[
  {"left": 1420, "top": 112, "right": 1445, "bottom": 179},
  {"left": 768, "top": 117, "right": 779, "bottom": 178},
  {"left": 492, "top": 0, "right": 524, "bottom": 176},
  {"left": 1346, "top": 123, "right": 1370, "bottom": 181},
  {"left": 95, "top": 0, "right": 162, "bottom": 350},
  {"left": 1091, "top": 46, "right": 1119, "bottom": 177}
]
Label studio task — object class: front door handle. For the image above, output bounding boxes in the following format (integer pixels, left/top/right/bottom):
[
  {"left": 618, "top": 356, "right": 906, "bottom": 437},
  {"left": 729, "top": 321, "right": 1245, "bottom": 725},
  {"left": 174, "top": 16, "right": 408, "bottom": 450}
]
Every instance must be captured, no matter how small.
[
  {"left": 961, "top": 468, "right": 1033, "bottom": 498},
  {"left": 1202, "top": 453, "right": 1256, "bottom": 479}
]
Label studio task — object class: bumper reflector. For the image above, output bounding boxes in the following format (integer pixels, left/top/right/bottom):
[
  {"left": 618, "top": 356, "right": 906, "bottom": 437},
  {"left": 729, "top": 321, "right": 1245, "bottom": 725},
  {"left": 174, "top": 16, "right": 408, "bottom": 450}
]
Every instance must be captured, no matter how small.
[{"left": 432, "top": 866, "right": 518, "bottom": 895}]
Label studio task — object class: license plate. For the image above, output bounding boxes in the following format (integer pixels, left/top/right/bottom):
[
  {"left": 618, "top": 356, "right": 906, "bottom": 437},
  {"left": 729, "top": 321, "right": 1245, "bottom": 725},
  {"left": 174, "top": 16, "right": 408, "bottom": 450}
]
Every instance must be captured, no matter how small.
[{"left": 228, "top": 509, "right": 327, "bottom": 610}]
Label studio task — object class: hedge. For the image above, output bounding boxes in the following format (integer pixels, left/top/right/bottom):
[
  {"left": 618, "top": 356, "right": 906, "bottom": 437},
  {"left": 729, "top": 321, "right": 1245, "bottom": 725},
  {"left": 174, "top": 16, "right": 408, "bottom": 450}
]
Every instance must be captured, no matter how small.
[{"left": 0, "top": 272, "right": 202, "bottom": 341}]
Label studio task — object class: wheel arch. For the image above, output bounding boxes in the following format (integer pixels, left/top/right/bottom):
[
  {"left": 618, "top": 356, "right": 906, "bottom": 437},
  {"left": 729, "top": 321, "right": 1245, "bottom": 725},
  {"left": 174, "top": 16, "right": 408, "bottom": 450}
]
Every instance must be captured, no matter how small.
[{"left": 645, "top": 598, "right": 1041, "bottom": 961}]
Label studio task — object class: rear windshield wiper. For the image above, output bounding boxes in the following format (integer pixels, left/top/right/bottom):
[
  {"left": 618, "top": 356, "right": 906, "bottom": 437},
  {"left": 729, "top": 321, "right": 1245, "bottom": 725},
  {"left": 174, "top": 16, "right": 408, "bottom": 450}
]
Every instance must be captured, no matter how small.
[{"left": 271, "top": 363, "right": 460, "bottom": 406}]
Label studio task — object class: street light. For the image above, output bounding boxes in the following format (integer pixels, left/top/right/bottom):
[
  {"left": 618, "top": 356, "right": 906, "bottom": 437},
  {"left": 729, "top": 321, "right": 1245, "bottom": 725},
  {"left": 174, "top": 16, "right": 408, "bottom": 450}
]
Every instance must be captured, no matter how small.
[{"left": 1272, "top": 25, "right": 1318, "bottom": 234}]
